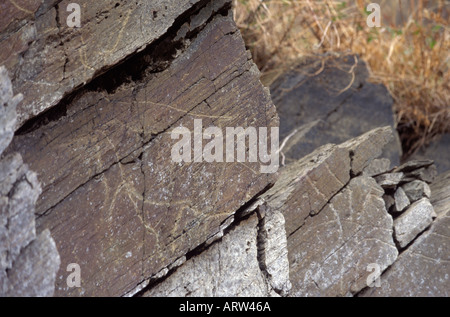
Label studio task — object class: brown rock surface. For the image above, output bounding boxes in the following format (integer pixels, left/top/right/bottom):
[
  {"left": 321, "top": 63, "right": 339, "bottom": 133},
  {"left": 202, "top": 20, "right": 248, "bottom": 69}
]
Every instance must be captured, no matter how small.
[
  {"left": 7, "top": 2, "right": 279, "bottom": 296},
  {"left": 1, "top": 0, "right": 227, "bottom": 128}
]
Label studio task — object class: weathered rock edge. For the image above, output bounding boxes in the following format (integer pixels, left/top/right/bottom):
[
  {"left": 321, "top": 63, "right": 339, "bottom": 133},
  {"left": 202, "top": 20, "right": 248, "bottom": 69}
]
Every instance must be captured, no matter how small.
[{"left": 0, "top": 66, "right": 60, "bottom": 297}]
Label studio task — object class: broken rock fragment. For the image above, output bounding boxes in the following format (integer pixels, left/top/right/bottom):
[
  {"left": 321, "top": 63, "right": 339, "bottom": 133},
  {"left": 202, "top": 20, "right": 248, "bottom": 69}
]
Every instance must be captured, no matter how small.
[
  {"left": 394, "top": 198, "right": 437, "bottom": 248},
  {"left": 402, "top": 180, "right": 431, "bottom": 202},
  {"left": 375, "top": 172, "right": 404, "bottom": 189},
  {"left": 393, "top": 187, "right": 410, "bottom": 214}
]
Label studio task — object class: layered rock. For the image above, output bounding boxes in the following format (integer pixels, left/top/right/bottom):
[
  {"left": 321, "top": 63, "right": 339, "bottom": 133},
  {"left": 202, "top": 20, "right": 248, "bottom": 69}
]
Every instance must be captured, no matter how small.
[
  {"left": 254, "top": 127, "right": 399, "bottom": 296},
  {"left": 6, "top": 1, "right": 279, "bottom": 296},
  {"left": 143, "top": 207, "right": 291, "bottom": 297},
  {"left": 360, "top": 171, "right": 449, "bottom": 297},
  {"left": 1, "top": 0, "right": 447, "bottom": 298},
  {"left": 1, "top": 0, "right": 229, "bottom": 128},
  {"left": 0, "top": 66, "right": 60, "bottom": 297}
]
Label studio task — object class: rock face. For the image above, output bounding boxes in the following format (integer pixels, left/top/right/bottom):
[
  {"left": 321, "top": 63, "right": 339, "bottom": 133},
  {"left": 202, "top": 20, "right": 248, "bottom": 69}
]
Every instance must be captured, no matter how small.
[
  {"left": 361, "top": 171, "right": 450, "bottom": 297},
  {"left": 0, "top": 66, "right": 60, "bottom": 297},
  {"left": 409, "top": 134, "right": 450, "bottom": 173},
  {"left": 255, "top": 127, "right": 399, "bottom": 297},
  {"left": 1, "top": 0, "right": 221, "bottom": 128},
  {"left": 1, "top": 0, "right": 448, "bottom": 298},
  {"left": 270, "top": 54, "right": 402, "bottom": 167},
  {"left": 6, "top": 0, "right": 279, "bottom": 297},
  {"left": 143, "top": 208, "right": 291, "bottom": 297}
]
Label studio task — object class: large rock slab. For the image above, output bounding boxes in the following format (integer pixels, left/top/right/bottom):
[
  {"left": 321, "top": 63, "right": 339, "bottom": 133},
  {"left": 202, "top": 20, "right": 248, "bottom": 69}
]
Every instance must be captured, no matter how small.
[
  {"left": 0, "top": 0, "right": 221, "bottom": 128},
  {"left": 409, "top": 134, "right": 450, "bottom": 173},
  {"left": 7, "top": 2, "right": 279, "bottom": 296},
  {"left": 287, "top": 175, "right": 398, "bottom": 296},
  {"left": 271, "top": 54, "right": 401, "bottom": 166},
  {"left": 253, "top": 127, "right": 398, "bottom": 296}
]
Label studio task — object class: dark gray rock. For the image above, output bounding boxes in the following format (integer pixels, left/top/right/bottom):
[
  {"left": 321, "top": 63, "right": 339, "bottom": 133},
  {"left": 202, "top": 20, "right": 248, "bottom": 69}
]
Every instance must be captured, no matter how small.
[
  {"left": 393, "top": 159, "right": 434, "bottom": 173},
  {"left": 402, "top": 180, "right": 431, "bottom": 202},
  {"left": 409, "top": 134, "right": 450, "bottom": 173},
  {"left": 375, "top": 173, "right": 404, "bottom": 189},
  {"left": 271, "top": 54, "right": 402, "bottom": 165},
  {"left": 393, "top": 187, "right": 410, "bottom": 213},
  {"left": 403, "top": 165, "right": 438, "bottom": 184}
]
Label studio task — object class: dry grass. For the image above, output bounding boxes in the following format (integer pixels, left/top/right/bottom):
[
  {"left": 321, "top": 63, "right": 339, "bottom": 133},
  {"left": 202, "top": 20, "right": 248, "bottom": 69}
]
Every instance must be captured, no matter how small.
[{"left": 233, "top": 0, "right": 450, "bottom": 156}]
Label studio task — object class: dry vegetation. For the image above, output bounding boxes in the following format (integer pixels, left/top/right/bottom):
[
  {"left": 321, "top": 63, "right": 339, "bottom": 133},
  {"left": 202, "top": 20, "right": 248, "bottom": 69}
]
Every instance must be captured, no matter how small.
[{"left": 233, "top": 0, "right": 449, "bottom": 157}]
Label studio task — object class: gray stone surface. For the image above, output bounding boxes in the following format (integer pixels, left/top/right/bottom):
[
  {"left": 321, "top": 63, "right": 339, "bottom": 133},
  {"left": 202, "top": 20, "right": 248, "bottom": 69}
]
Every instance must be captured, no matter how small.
[
  {"left": 404, "top": 166, "right": 438, "bottom": 184},
  {"left": 252, "top": 127, "right": 399, "bottom": 297},
  {"left": 394, "top": 198, "right": 437, "bottom": 248},
  {"left": 339, "top": 126, "right": 394, "bottom": 175},
  {"left": 375, "top": 173, "right": 404, "bottom": 189},
  {"left": 431, "top": 171, "right": 450, "bottom": 216},
  {"left": 1, "top": 0, "right": 209, "bottom": 128},
  {"left": 409, "top": 134, "right": 450, "bottom": 173},
  {"left": 363, "top": 158, "right": 391, "bottom": 177},
  {"left": 393, "top": 187, "right": 410, "bottom": 213},
  {"left": 362, "top": 193, "right": 449, "bottom": 297},
  {"left": 0, "top": 66, "right": 60, "bottom": 297},
  {"left": 143, "top": 209, "right": 291, "bottom": 297},
  {"left": 287, "top": 175, "right": 398, "bottom": 296},
  {"left": 0, "top": 66, "right": 22, "bottom": 154},
  {"left": 393, "top": 159, "right": 434, "bottom": 173},
  {"left": 402, "top": 180, "right": 431, "bottom": 202},
  {"left": 271, "top": 54, "right": 402, "bottom": 165},
  {"left": 3, "top": 229, "right": 60, "bottom": 297}
]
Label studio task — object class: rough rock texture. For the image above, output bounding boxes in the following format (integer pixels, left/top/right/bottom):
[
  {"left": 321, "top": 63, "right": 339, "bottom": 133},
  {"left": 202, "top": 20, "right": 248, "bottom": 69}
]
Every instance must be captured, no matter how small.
[
  {"left": 394, "top": 198, "right": 437, "bottom": 248},
  {"left": 6, "top": 1, "right": 279, "bottom": 296},
  {"left": 0, "top": 67, "right": 22, "bottom": 154},
  {"left": 363, "top": 158, "right": 391, "bottom": 177},
  {"left": 0, "top": 66, "right": 60, "bottom": 297},
  {"left": 143, "top": 208, "right": 291, "bottom": 297},
  {"left": 431, "top": 171, "right": 450, "bottom": 216},
  {"left": 409, "top": 134, "right": 450, "bottom": 173},
  {"left": 2, "top": 0, "right": 448, "bottom": 298},
  {"left": 361, "top": 171, "right": 450, "bottom": 297},
  {"left": 247, "top": 127, "right": 399, "bottom": 297},
  {"left": 393, "top": 187, "right": 410, "bottom": 213},
  {"left": 0, "top": 0, "right": 224, "bottom": 128},
  {"left": 402, "top": 181, "right": 431, "bottom": 202},
  {"left": 287, "top": 175, "right": 398, "bottom": 296},
  {"left": 270, "top": 54, "right": 402, "bottom": 167}
]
